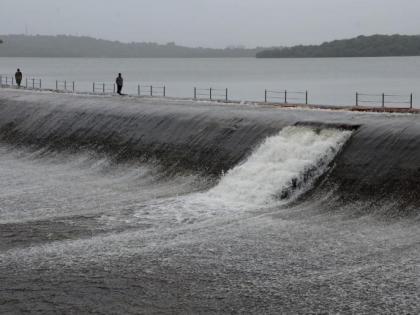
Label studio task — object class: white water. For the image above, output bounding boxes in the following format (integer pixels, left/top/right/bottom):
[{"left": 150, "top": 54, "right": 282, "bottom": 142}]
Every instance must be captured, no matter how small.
[
  {"left": 149, "top": 126, "right": 354, "bottom": 225},
  {"left": 129, "top": 126, "right": 353, "bottom": 226},
  {"left": 205, "top": 126, "right": 352, "bottom": 208}
]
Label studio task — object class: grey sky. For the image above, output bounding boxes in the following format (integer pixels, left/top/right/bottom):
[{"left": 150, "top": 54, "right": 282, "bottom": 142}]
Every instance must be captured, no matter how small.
[{"left": 1, "top": 0, "right": 419, "bottom": 48}]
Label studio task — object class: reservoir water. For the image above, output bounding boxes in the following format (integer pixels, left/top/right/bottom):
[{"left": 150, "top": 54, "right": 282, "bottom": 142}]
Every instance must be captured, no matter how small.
[{"left": 1, "top": 56, "right": 420, "bottom": 106}]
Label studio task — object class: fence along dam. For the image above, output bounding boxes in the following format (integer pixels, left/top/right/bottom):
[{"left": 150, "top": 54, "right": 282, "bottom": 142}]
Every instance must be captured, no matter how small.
[{"left": 0, "top": 88, "right": 418, "bottom": 314}]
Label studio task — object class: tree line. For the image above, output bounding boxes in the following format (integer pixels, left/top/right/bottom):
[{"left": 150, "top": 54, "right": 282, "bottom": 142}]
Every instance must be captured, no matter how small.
[
  {"left": 256, "top": 34, "right": 420, "bottom": 58},
  {"left": 0, "top": 35, "right": 265, "bottom": 58}
]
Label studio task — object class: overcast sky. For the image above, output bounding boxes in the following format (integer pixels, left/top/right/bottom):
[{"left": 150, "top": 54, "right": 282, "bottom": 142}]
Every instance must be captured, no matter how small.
[{"left": 1, "top": 0, "right": 419, "bottom": 48}]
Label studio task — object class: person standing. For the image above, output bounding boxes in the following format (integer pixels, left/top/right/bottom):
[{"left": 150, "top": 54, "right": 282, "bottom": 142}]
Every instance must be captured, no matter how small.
[
  {"left": 116, "top": 73, "right": 123, "bottom": 95},
  {"left": 15, "top": 69, "right": 23, "bottom": 87}
]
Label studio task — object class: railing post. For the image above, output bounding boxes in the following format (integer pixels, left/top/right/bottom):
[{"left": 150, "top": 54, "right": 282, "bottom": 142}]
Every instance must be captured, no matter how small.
[
  {"left": 56, "top": 80, "right": 58, "bottom": 90},
  {"left": 93, "top": 82, "right": 95, "bottom": 93},
  {"left": 103, "top": 83, "right": 105, "bottom": 94},
  {"left": 72, "top": 81, "right": 75, "bottom": 92},
  {"left": 225, "top": 88, "right": 228, "bottom": 102},
  {"left": 356, "top": 92, "right": 359, "bottom": 107},
  {"left": 163, "top": 86, "right": 166, "bottom": 97},
  {"left": 382, "top": 93, "right": 385, "bottom": 108},
  {"left": 32, "top": 78, "right": 35, "bottom": 89},
  {"left": 264, "top": 90, "right": 267, "bottom": 103},
  {"left": 410, "top": 94, "right": 413, "bottom": 109},
  {"left": 284, "top": 90, "right": 287, "bottom": 104},
  {"left": 26, "top": 78, "right": 28, "bottom": 88},
  {"left": 305, "top": 91, "right": 308, "bottom": 105},
  {"left": 39, "top": 79, "right": 42, "bottom": 89},
  {"left": 150, "top": 85, "right": 153, "bottom": 97},
  {"left": 210, "top": 88, "right": 212, "bottom": 100},
  {"left": 194, "top": 87, "right": 197, "bottom": 99},
  {"left": 12, "top": 77, "right": 14, "bottom": 86},
  {"left": 64, "top": 80, "right": 67, "bottom": 90}
]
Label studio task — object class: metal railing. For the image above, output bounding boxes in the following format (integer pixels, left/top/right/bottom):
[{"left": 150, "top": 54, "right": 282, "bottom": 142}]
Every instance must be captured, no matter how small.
[
  {"left": 138, "top": 85, "right": 166, "bottom": 97},
  {"left": 194, "top": 87, "right": 229, "bottom": 101},
  {"left": 56, "top": 80, "right": 75, "bottom": 92},
  {"left": 0, "top": 75, "right": 16, "bottom": 86},
  {"left": 93, "top": 82, "right": 115, "bottom": 94},
  {"left": 25, "top": 78, "right": 42, "bottom": 89},
  {"left": 264, "top": 89, "right": 308, "bottom": 104},
  {"left": 1, "top": 74, "right": 418, "bottom": 110},
  {"left": 356, "top": 92, "right": 413, "bottom": 109}
]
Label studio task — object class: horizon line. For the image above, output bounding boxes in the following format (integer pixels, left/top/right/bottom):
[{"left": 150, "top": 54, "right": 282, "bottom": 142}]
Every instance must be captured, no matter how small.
[{"left": 2, "top": 32, "right": 419, "bottom": 50}]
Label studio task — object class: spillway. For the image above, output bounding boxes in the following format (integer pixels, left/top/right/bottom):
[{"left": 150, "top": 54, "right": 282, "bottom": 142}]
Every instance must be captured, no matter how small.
[{"left": 0, "top": 89, "right": 418, "bottom": 314}]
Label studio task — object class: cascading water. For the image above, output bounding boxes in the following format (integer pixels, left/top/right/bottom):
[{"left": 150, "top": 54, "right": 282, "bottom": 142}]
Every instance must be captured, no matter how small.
[
  {"left": 121, "top": 127, "right": 353, "bottom": 225},
  {"left": 205, "top": 126, "right": 352, "bottom": 208}
]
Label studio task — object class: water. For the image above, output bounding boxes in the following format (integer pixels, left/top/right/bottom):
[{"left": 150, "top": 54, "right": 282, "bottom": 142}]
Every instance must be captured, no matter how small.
[
  {"left": 0, "top": 89, "right": 419, "bottom": 313},
  {"left": 207, "top": 127, "right": 352, "bottom": 207},
  {"left": 1, "top": 56, "right": 420, "bottom": 106}
]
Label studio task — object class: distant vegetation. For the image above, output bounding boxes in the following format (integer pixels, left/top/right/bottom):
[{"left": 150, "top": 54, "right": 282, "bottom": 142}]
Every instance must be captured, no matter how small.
[
  {"left": 3, "top": 34, "right": 418, "bottom": 59},
  {"left": 0, "top": 35, "right": 266, "bottom": 58},
  {"left": 257, "top": 34, "right": 420, "bottom": 58}
]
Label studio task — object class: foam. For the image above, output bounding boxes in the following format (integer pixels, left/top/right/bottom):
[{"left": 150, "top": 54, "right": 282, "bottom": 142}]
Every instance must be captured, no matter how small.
[{"left": 204, "top": 126, "right": 352, "bottom": 208}]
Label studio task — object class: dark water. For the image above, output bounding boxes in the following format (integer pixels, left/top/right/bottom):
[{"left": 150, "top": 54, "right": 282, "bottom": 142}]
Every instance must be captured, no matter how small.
[{"left": 0, "top": 89, "right": 418, "bottom": 314}]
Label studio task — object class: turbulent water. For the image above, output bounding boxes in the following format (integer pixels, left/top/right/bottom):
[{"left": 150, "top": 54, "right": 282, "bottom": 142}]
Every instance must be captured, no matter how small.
[{"left": 0, "top": 89, "right": 419, "bottom": 314}]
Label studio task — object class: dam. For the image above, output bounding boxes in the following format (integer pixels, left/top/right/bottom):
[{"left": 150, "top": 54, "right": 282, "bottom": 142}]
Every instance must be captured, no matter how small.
[{"left": 0, "top": 89, "right": 418, "bottom": 313}]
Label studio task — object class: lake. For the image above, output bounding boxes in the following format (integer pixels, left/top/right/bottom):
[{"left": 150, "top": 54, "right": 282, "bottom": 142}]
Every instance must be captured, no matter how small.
[{"left": 1, "top": 56, "right": 420, "bottom": 106}]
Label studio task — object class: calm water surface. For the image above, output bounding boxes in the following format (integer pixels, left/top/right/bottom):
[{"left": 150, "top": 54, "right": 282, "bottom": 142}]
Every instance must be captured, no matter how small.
[{"left": 1, "top": 57, "right": 420, "bottom": 106}]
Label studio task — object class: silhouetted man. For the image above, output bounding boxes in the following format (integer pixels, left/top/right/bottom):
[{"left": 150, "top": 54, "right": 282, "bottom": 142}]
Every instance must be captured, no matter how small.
[
  {"left": 15, "top": 69, "right": 23, "bottom": 87},
  {"left": 116, "top": 73, "right": 123, "bottom": 95}
]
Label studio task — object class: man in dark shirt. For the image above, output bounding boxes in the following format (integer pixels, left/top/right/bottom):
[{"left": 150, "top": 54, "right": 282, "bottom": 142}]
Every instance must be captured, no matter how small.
[
  {"left": 15, "top": 69, "right": 23, "bottom": 87},
  {"left": 116, "top": 73, "right": 123, "bottom": 95}
]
